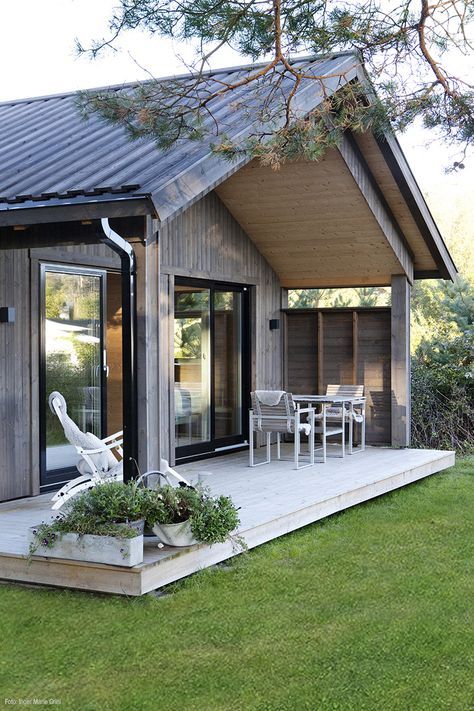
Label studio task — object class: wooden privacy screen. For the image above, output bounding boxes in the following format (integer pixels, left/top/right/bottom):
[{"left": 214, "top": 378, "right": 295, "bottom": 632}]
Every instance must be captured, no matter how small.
[{"left": 283, "top": 308, "right": 391, "bottom": 444}]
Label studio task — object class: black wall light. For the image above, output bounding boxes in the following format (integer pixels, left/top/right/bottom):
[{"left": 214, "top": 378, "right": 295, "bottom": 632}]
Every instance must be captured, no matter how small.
[
  {"left": 269, "top": 318, "right": 280, "bottom": 331},
  {"left": 0, "top": 307, "right": 15, "bottom": 323}
]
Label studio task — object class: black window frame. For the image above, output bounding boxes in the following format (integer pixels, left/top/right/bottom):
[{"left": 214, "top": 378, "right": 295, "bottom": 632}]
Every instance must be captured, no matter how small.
[{"left": 174, "top": 276, "right": 251, "bottom": 463}]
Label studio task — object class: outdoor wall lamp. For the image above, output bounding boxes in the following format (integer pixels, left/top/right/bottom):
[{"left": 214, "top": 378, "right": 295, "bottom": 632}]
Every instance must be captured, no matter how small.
[{"left": 0, "top": 307, "right": 15, "bottom": 323}]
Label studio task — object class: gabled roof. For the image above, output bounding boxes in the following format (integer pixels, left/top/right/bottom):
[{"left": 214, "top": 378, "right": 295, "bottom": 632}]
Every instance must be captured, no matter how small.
[
  {"left": 0, "top": 54, "right": 356, "bottom": 221},
  {"left": 0, "top": 52, "right": 456, "bottom": 280}
]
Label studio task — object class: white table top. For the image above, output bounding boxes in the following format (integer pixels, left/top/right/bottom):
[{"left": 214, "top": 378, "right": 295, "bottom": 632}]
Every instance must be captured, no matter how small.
[{"left": 293, "top": 394, "right": 366, "bottom": 403}]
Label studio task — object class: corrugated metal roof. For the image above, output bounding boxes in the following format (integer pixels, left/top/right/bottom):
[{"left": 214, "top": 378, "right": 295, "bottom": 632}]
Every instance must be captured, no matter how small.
[{"left": 0, "top": 54, "right": 358, "bottom": 219}]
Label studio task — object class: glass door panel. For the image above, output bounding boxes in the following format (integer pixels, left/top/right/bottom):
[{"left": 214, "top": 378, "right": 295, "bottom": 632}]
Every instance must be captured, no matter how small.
[
  {"left": 42, "top": 267, "right": 104, "bottom": 484},
  {"left": 174, "top": 279, "right": 248, "bottom": 460},
  {"left": 214, "top": 291, "right": 242, "bottom": 439},
  {"left": 174, "top": 286, "right": 211, "bottom": 448}
]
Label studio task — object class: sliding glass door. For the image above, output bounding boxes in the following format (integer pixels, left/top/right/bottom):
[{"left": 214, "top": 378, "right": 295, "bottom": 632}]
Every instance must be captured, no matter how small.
[
  {"left": 174, "top": 279, "right": 248, "bottom": 460},
  {"left": 40, "top": 265, "right": 107, "bottom": 488},
  {"left": 174, "top": 285, "right": 211, "bottom": 449},
  {"left": 214, "top": 290, "right": 243, "bottom": 440}
]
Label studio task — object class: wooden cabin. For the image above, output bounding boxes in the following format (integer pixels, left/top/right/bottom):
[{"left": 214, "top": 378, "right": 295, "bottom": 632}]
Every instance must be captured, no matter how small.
[{"left": 0, "top": 54, "right": 456, "bottom": 503}]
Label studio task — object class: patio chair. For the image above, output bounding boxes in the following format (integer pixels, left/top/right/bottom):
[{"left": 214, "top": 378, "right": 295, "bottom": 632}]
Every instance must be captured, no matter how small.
[
  {"left": 48, "top": 391, "right": 124, "bottom": 510},
  {"left": 249, "top": 391, "right": 315, "bottom": 470},
  {"left": 316, "top": 384, "right": 366, "bottom": 454}
]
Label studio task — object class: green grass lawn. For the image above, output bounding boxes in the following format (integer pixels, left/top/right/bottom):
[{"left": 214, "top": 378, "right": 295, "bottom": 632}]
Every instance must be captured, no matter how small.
[{"left": 1, "top": 458, "right": 473, "bottom": 711}]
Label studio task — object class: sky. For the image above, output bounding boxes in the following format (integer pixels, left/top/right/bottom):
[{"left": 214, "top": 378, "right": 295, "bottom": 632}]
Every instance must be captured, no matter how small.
[{"left": 1, "top": 0, "right": 473, "bottom": 197}]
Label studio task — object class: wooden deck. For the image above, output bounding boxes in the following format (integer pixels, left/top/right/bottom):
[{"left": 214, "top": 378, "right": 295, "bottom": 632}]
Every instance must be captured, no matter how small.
[{"left": 0, "top": 446, "right": 455, "bottom": 596}]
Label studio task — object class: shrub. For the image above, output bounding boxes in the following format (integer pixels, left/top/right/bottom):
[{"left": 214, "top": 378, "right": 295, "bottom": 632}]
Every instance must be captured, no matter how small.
[
  {"left": 71, "top": 481, "right": 146, "bottom": 523},
  {"left": 411, "top": 334, "right": 474, "bottom": 454}
]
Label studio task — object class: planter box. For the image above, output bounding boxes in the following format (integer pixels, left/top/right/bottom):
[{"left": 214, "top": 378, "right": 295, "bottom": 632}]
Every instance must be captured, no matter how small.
[{"left": 28, "top": 527, "right": 143, "bottom": 567}]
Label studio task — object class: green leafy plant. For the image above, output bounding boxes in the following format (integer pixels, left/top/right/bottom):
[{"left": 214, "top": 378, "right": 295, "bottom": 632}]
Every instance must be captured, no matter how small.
[
  {"left": 411, "top": 334, "right": 474, "bottom": 454},
  {"left": 72, "top": 481, "right": 146, "bottom": 524},
  {"left": 78, "top": 1, "right": 474, "bottom": 168},
  {"left": 28, "top": 482, "right": 146, "bottom": 558},
  {"left": 143, "top": 484, "right": 243, "bottom": 546}
]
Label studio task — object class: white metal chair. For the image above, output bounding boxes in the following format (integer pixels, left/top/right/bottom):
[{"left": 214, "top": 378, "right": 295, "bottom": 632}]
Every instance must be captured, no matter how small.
[
  {"left": 48, "top": 391, "right": 124, "bottom": 510},
  {"left": 249, "top": 391, "right": 315, "bottom": 470},
  {"left": 316, "top": 384, "right": 366, "bottom": 454}
]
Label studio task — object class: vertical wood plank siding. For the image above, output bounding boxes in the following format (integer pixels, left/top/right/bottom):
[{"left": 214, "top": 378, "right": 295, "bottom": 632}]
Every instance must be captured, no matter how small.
[
  {"left": 285, "top": 313, "right": 318, "bottom": 394},
  {"left": 357, "top": 310, "right": 392, "bottom": 444},
  {"left": 159, "top": 191, "right": 282, "bottom": 461},
  {"left": 284, "top": 308, "right": 392, "bottom": 444},
  {"left": 0, "top": 249, "right": 31, "bottom": 500},
  {"left": 0, "top": 242, "right": 121, "bottom": 501}
]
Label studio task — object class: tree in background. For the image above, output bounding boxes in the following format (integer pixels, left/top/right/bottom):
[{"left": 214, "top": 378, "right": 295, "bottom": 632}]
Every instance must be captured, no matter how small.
[
  {"left": 79, "top": 0, "right": 474, "bottom": 168},
  {"left": 288, "top": 286, "right": 390, "bottom": 308},
  {"left": 411, "top": 274, "right": 474, "bottom": 453}
]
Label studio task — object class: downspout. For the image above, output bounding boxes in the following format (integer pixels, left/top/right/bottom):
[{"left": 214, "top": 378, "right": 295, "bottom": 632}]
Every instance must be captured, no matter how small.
[{"left": 100, "top": 218, "right": 138, "bottom": 482}]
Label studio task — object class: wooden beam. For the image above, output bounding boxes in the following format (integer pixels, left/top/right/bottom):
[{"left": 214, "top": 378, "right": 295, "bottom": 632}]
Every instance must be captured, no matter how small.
[
  {"left": 375, "top": 133, "right": 457, "bottom": 281},
  {"left": 352, "top": 311, "right": 358, "bottom": 384},
  {"left": 0, "top": 197, "right": 153, "bottom": 227},
  {"left": 391, "top": 275, "right": 411, "bottom": 447},
  {"left": 317, "top": 312, "right": 324, "bottom": 394},
  {"left": 135, "top": 217, "right": 161, "bottom": 472},
  {"left": 338, "top": 133, "right": 414, "bottom": 284}
]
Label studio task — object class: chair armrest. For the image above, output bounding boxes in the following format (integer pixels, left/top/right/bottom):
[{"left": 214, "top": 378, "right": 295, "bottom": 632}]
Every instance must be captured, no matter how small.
[
  {"left": 101, "top": 430, "right": 124, "bottom": 443},
  {"left": 295, "top": 407, "right": 315, "bottom": 415}
]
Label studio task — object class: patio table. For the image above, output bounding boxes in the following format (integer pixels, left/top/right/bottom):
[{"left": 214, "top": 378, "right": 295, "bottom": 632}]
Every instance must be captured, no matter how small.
[{"left": 293, "top": 394, "right": 366, "bottom": 455}]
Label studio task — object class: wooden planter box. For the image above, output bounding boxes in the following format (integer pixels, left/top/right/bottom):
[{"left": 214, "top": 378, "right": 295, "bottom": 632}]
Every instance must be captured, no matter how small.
[{"left": 28, "top": 527, "right": 143, "bottom": 567}]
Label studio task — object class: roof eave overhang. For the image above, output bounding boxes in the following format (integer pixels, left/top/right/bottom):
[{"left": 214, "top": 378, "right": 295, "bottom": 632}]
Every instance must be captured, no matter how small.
[
  {"left": 0, "top": 194, "right": 155, "bottom": 227},
  {"left": 374, "top": 132, "right": 458, "bottom": 281},
  {"left": 353, "top": 65, "right": 457, "bottom": 282}
]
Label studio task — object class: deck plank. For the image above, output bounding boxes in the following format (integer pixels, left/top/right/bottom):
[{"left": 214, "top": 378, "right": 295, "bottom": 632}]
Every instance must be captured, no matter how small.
[{"left": 0, "top": 447, "right": 455, "bottom": 595}]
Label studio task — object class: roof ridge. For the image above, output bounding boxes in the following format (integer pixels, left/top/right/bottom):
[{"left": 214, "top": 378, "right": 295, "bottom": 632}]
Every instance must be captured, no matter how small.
[{"left": 0, "top": 51, "right": 357, "bottom": 107}]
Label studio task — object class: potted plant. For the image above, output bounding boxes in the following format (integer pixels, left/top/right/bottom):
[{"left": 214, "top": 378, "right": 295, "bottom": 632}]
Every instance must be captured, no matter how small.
[
  {"left": 28, "top": 482, "right": 146, "bottom": 566},
  {"left": 72, "top": 481, "right": 147, "bottom": 533},
  {"left": 143, "top": 484, "right": 242, "bottom": 548}
]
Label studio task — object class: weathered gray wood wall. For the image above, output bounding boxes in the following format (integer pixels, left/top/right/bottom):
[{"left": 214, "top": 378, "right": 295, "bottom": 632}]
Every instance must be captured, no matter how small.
[
  {"left": 159, "top": 191, "right": 282, "bottom": 462},
  {"left": 0, "top": 249, "right": 32, "bottom": 501},
  {"left": 391, "top": 275, "right": 411, "bottom": 447},
  {"left": 284, "top": 308, "right": 392, "bottom": 444},
  {"left": 0, "top": 240, "right": 120, "bottom": 502}
]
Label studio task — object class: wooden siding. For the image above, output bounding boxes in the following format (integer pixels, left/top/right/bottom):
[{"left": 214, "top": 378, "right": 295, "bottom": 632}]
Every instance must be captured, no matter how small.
[
  {"left": 357, "top": 310, "right": 392, "bottom": 444},
  {"left": 0, "top": 240, "right": 122, "bottom": 502},
  {"left": 0, "top": 249, "right": 32, "bottom": 501},
  {"left": 391, "top": 275, "right": 411, "bottom": 447},
  {"left": 159, "top": 191, "right": 282, "bottom": 462},
  {"left": 284, "top": 308, "right": 391, "bottom": 444}
]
